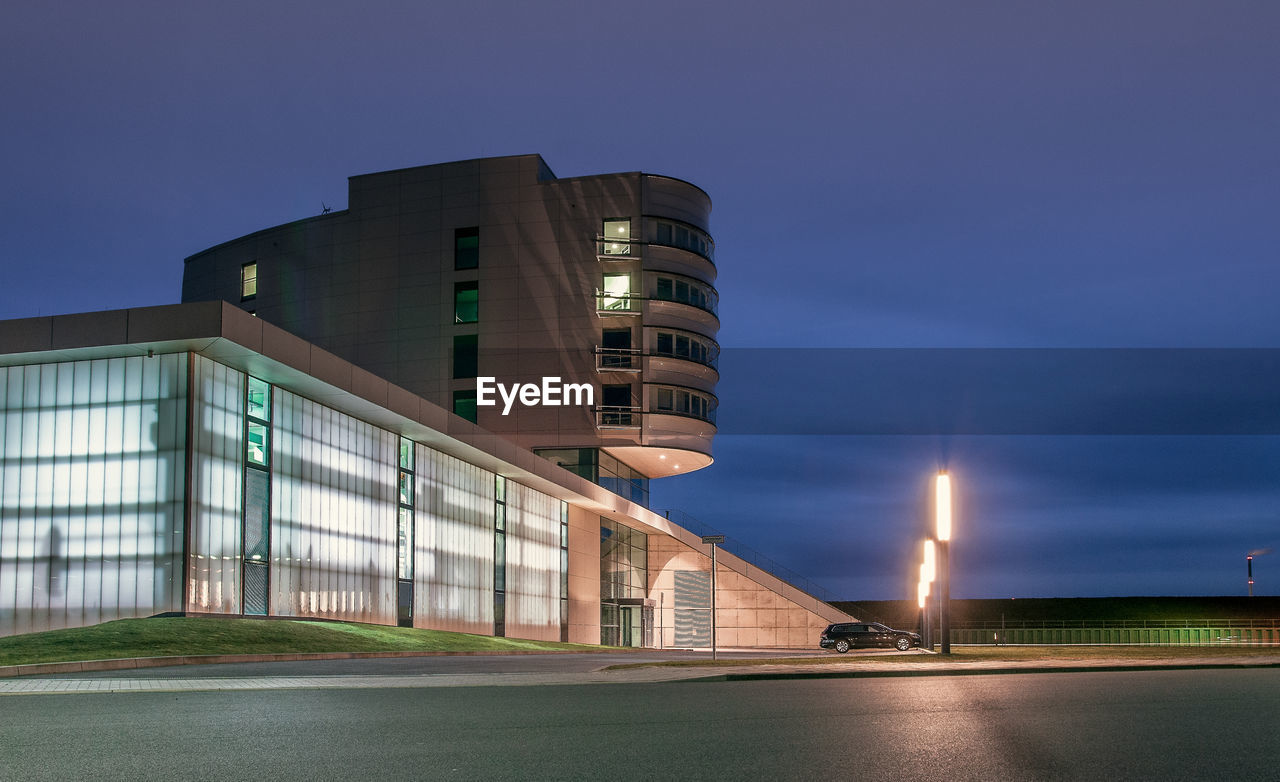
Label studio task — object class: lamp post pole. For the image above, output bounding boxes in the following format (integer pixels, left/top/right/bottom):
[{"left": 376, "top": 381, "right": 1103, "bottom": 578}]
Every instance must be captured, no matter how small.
[
  {"left": 936, "top": 472, "right": 952, "bottom": 655},
  {"left": 922, "top": 538, "right": 937, "bottom": 651}
]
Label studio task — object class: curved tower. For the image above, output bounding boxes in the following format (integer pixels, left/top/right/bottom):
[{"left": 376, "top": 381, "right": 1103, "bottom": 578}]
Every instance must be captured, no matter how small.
[{"left": 182, "top": 154, "right": 718, "bottom": 506}]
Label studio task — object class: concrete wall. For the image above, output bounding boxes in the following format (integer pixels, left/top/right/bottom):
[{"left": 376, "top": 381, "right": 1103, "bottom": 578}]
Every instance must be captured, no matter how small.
[
  {"left": 565, "top": 504, "right": 601, "bottom": 644},
  {"left": 647, "top": 534, "right": 840, "bottom": 649}
]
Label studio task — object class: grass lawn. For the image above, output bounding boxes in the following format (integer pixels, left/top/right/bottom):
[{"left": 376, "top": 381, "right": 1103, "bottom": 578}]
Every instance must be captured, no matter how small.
[
  {"left": 0, "top": 617, "right": 603, "bottom": 667},
  {"left": 603, "top": 645, "right": 1280, "bottom": 671}
]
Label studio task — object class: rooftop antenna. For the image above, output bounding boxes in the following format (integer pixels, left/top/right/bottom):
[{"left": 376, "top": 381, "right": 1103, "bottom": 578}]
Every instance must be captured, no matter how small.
[{"left": 321, "top": 202, "right": 332, "bottom": 214}]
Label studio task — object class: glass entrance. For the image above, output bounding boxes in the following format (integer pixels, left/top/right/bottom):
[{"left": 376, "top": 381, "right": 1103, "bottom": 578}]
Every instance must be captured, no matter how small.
[{"left": 620, "top": 605, "right": 641, "bottom": 647}]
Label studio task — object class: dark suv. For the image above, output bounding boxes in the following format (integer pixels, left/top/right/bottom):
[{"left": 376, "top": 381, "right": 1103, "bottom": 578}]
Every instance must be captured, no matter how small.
[{"left": 820, "top": 622, "right": 921, "bottom": 653}]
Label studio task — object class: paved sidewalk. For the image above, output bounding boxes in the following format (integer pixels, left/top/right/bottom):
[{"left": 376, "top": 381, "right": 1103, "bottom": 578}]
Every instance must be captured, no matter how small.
[{"left": 3, "top": 652, "right": 1278, "bottom": 696}]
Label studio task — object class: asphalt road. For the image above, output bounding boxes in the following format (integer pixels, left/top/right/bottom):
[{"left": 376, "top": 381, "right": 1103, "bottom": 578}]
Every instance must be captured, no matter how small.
[{"left": 3, "top": 668, "right": 1276, "bottom": 781}]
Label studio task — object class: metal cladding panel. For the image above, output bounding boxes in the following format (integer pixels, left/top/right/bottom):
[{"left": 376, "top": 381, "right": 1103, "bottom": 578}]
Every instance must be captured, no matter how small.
[
  {"left": 414, "top": 446, "right": 494, "bottom": 635},
  {"left": 270, "top": 387, "right": 397, "bottom": 624},
  {"left": 0, "top": 354, "right": 187, "bottom": 636},
  {"left": 673, "top": 570, "right": 711, "bottom": 648},
  {"left": 504, "top": 481, "right": 560, "bottom": 641},
  {"left": 187, "top": 355, "right": 243, "bottom": 615}
]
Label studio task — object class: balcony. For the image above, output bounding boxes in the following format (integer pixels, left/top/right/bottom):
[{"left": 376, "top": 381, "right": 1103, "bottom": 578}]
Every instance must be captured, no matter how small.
[
  {"left": 596, "top": 290, "right": 642, "bottom": 315},
  {"left": 596, "top": 236, "right": 639, "bottom": 260},
  {"left": 596, "top": 347, "right": 643, "bottom": 372},
  {"left": 595, "top": 405, "right": 642, "bottom": 429}
]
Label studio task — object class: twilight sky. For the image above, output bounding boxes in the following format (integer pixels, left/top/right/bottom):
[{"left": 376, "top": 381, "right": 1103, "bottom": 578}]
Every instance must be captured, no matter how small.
[{"left": 2, "top": 1, "right": 1277, "bottom": 598}]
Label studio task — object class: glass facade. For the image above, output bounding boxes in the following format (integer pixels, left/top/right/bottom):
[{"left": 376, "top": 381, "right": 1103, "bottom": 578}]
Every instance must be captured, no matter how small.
[
  {"left": 188, "top": 355, "right": 244, "bottom": 615},
  {"left": 504, "top": 480, "right": 560, "bottom": 641},
  {"left": 414, "top": 447, "right": 495, "bottom": 635},
  {"left": 645, "top": 216, "right": 714, "bottom": 261},
  {"left": 536, "top": 448, "right": 649, "bottom": 507},
  {"left": 1, "top": 351, "right": 576, "bottom": 641},
  {"left": 0, "top": 355, "right": 187, "bottom": 636},
  {"left": 600, "top": 518, "right": 648, "bottom": 647},
  {"left": 270, "top": 386, "right": 398, "bottom": 624}
]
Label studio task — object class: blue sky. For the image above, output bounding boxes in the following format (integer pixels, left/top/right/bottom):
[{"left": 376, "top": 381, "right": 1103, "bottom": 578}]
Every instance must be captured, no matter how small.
[{"left": 2, "top": 1, "right": 1277, "bottom": 597}]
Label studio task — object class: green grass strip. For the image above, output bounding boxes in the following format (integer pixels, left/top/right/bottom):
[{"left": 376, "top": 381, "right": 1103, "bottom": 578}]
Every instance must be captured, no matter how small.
[{"left": 0, "top": 617, "right": 600, "bottom": 667}]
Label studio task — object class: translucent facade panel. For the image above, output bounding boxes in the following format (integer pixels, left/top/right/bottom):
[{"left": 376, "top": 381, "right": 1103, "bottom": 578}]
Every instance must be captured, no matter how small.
[
  {"left": 414, "top": 446, "right": 494, "bottom": 634},
  {"left": 0, "top": 354, "right": 187, "bottom": 636},
  {"left": 270, "top": 388, "right": 397, "bottom": 624},
  {"left": 504, "top": 482, "right": 561, "bottom": 640},
  {"left": 187, "top": 355, "right": 244, "bottom": 615}
]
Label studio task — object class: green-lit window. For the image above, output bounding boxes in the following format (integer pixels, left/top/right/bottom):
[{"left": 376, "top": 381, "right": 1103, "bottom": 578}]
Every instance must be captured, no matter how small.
[
  {"left": 600, "top": 273, "right": 632, "bottom": 311},
  {"left": 453, "top": 334, "right": 478, "bottom": 378},
  {"left": 455, "top": 227, "right": 479, "bottom": 269},
  {"left": 453, "top": 390, "right": 477, "bottom": 423},
  {"left": 495, "top": 474, "right": 506, "bottom": 503},
  {"left": 399, "top": 471, "right": 413, "bottom": 505},
  {"left": 399, "top": 437, "right": 413, "bottom": 470},
  {"left": 454, "top": 281, "right": 479, "bottom": 323},
  {"left": 246, "top": 421, "right": 269, "bottom": 467},
  {"left": 397, "top": 507, "right": 414, "bottom": 580},
  {"left": 602, "top": 219, "right": 631, "bottom": 255},
  {"left": 247, "top": 376, "right": 270, "bottom": 421},
  {"left": 241, "top": 262, "right": 258, "bottom": 299}
]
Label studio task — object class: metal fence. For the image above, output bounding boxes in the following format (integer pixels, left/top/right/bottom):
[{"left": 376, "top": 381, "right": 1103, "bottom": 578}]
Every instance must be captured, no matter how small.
[
  {"left": 956, "top": 618, "right": 1280, "bottom": 630},
  {"left": 953, "top": 625, "right": 1280, "bottom": 646}
]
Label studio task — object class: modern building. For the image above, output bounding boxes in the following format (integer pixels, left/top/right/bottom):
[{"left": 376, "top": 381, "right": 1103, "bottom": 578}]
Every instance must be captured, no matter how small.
[
  {"left": 182, "top": 154, "right": 720, "bottom": 509},
  {"left": 0, "top": 156, "right": 851, "bottom": 647}
]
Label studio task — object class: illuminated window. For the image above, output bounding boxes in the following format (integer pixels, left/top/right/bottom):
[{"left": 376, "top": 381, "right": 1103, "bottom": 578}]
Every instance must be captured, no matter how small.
[
  {"left": 602, "top": 219, "right": 631, "bottom": 255},
  {"left": 241, "top": 262, "right": 258, "bottom": 299},
  {"left": 246, "top": 422, "right": 269, "bottom": 467},
  {"left": 454, "top": 281, "right": 479, "bottom": 323},
  {"left": 247, "top": 376, "right": 270, "bottom": 421},
  {"left": 455, "top": 227, "right": 479, "bottom": 269},
  {"left": 600, "top": 273, "right": 632, "bottom": 311},
  {"left": 397, "top": 435, "right": 415, "bottom": 626}
]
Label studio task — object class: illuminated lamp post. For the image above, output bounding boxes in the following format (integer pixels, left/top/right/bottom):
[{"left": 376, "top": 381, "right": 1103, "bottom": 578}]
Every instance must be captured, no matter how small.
[
  {"left": 1248, "top": 555, "right": 1254, "bottom": 597},
  {"left": 936, "top": 472, "right": 953, "bottom": 655}
]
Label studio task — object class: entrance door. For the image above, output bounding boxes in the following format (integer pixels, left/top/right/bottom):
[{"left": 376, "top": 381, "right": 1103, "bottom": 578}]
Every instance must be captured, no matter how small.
[{"left": 619, "top": 605, "right": 643, "bottom": 647}]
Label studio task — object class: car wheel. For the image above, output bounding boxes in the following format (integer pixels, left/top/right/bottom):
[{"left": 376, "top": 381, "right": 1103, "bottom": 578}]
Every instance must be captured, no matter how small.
[
  {"left": 895, "top": 636, "right": 912, "bottom": 651},
  {"left": 834, "top": 639, "right": 850, "bottom": 654}
]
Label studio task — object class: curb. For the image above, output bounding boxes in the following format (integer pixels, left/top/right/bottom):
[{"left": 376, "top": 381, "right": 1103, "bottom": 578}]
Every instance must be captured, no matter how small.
[{"left": 681, "top": 661, "right": 1280, "bottom": 683}]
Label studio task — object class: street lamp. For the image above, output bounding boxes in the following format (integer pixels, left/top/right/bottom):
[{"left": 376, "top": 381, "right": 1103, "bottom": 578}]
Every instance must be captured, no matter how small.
[{"left": 936, "top": 472, "right": 952, "bottom": 655}]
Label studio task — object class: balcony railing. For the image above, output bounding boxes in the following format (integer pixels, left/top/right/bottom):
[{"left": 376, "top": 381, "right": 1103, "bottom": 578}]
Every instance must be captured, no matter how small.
[
  {"left": 595, "top": 347, "right": 643, "bottom": 372},
  {"left": 596, "top": 290, "right": 642, "bottom": 315},
  {"left": 595, "top": 405, "right": 642, "bottom": 429},
  {"left": 596, "top": 236, "right": 639, "bottom": 259}
]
